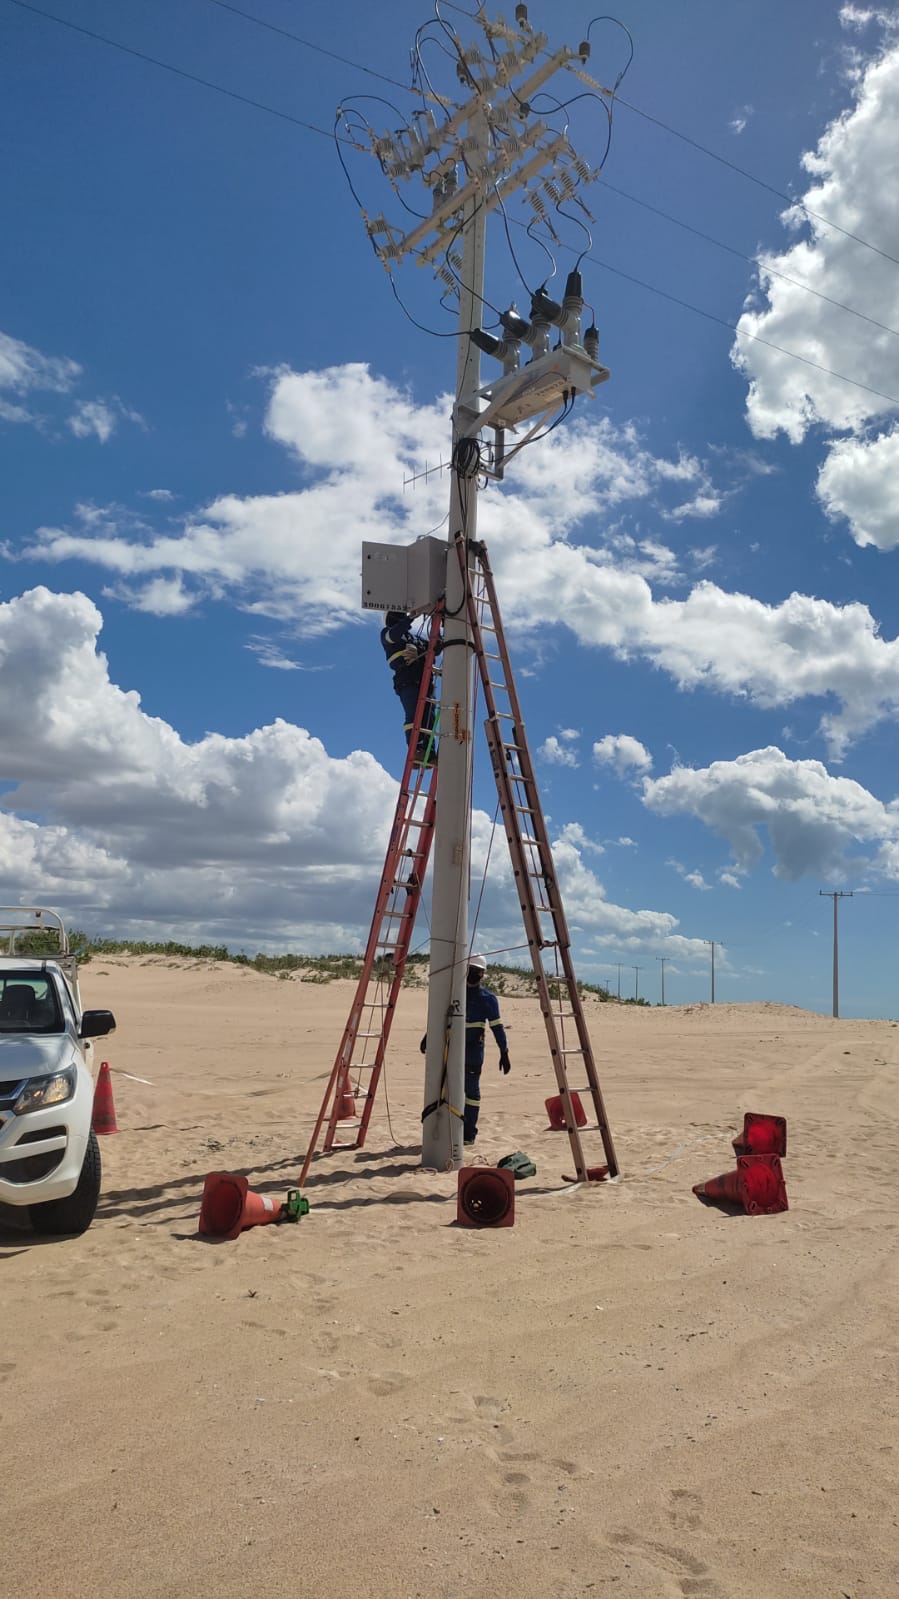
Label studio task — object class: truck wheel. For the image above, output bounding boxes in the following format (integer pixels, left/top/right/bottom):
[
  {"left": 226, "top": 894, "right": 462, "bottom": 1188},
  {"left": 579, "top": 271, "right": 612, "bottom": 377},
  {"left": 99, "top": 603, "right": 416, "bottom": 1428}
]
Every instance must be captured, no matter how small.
[{"left": 29, "top": 1131, "right": 102, "bottom": 1236}]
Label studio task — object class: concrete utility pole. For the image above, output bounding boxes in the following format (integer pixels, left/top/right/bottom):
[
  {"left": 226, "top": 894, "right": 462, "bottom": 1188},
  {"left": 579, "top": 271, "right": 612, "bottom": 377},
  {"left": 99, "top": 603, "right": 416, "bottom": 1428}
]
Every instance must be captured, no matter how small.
[
  {"left": 632, "top": 965, "right": 642, "bottom": 1001},
  {"left": 346, "top": 8, "right": 611, "bottom": 1168},
  {"left": 819, "top": 890, "right": 853, "bottom": 1018},
  {"left": 705, "top": 940, "right": 716, "bottom": 1004},
  {"left": 615, "top": 963, "right": 623, "bottom": 1000},
  {"left": 421, "top": 131, "right": 486, "bottom": 1171},
  {"left": 656, "top": 955, "right": 667, "bottom": 1006}
]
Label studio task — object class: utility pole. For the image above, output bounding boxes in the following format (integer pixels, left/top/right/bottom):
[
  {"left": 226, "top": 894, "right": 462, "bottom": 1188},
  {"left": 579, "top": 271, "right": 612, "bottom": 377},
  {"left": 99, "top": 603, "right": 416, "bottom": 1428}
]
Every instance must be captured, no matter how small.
[
  {"left": 656, "top": 955, "right": 667, "bottom": 1006},
  {"left": 704, "top": 940, "right": 716, "bottom": 1004},
  {"left": 615, "top": 962, "right": 622, "bottom": 1000},
  {"left": 632, "top": 965, "right": 642, "bottom": 1002},
  {"left": 819, "top": 890, "right": 853, "bottom": 1018},
  {"left": 420, "top": 129, "right": 485, "bottom": 1172},
  {"left": 343, "top": 8, "right": 611, "bottom": 1169}
]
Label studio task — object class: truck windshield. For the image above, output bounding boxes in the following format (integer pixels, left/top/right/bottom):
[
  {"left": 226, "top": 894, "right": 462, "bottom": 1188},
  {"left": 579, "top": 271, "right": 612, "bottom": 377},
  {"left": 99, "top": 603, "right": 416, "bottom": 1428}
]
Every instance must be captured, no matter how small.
[{"left": 0, "top": 973, "right": 63, "bottom": 1033}]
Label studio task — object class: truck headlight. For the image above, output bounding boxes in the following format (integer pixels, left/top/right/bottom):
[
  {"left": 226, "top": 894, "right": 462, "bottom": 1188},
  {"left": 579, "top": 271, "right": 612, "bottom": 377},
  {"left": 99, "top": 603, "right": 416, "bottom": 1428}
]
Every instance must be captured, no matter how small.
[{"left": 13, "top": 1068, "right": 77, "bottom": 1115}]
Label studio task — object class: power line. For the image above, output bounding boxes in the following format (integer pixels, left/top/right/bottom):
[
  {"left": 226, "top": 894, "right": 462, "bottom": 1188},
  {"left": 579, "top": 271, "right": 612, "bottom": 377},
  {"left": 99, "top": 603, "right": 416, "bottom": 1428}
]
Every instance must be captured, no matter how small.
[
  {"left": 10, "top": 0, "right": 899, "bottom": 409},
  {"left": 578, "top": 247, "right": 899, "bottom": 410},
  {"left": 4, "top": 0, "right": 344, "bottom": 140},
  {"left": 197, "top": 0, "right": 899, "bottom": 273},
  {"left": 598, "top": 178, "right": 899, "bottom": 342},
  {"left": 201, "top": 0, "right": 416, "bottom": 93},
  {"left": 613, "top": 94, "right": 899, "bottom": 272}
]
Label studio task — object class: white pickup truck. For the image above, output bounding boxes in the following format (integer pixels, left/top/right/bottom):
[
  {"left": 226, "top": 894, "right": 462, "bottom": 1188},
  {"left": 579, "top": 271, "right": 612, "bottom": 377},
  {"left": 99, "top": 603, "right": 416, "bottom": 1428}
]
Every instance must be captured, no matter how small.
[{"left": 0, "top": 908, "right": 115, "bottom": 1236}]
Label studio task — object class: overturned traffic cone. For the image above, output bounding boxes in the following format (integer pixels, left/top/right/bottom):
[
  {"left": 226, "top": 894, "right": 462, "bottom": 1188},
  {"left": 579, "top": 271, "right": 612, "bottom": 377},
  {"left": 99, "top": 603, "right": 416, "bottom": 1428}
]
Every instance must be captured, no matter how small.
[
  {"left": 693, "top": 1153, "right": 788, "bottom": 1216},
  {"left": 457, "top": 1166, "right": 515, "bottom": 1229},
  {"left": 545, "top": 1091, "right": 587, "bottom": 1131},
  {"left": 92, "top": 1061, "right": 118, "bottom": 1135},
  {"left": 198, "top": 1172, "right": 286, "bottom": 1240},
  {"left": 732, "top": 1112, "right": 788, "bottom": 1158}
]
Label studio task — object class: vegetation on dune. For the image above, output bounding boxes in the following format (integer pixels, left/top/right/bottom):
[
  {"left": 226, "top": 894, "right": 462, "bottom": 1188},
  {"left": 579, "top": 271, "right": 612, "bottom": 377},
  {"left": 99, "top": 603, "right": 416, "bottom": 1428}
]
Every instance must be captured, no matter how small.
[{"left": 53, "top": 936, "right": 641, "bottom": 1002}]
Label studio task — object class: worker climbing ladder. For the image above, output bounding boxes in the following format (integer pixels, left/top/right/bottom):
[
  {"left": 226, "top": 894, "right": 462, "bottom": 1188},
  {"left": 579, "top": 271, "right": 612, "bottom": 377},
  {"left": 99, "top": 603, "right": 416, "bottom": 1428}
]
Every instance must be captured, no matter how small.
[
  {"left": 298, "top": 610, "right": 442, "bottom": 1188},
  {"left": 301, "top": 542, "right": 618, "bottom": 1185}
]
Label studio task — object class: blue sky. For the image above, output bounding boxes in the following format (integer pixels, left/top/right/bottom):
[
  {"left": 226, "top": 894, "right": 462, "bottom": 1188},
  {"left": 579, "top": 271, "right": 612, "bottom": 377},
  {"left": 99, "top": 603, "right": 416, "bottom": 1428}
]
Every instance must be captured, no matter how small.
[{"left": 3, "top": 0, "right": 899, "bottom": 1016}]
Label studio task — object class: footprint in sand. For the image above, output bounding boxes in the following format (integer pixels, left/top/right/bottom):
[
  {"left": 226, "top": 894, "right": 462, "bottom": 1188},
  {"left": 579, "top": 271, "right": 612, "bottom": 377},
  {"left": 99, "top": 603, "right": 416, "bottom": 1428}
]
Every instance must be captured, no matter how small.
[
  {"left": 607, "top": 1530, "right": 718, "bottom": 1597},
  {"left": 667, "top": 1487, "right": 703, "bottom": 1532},
  {"left": 367, "top": 1371, "right": 410, "bottom": 1397}
]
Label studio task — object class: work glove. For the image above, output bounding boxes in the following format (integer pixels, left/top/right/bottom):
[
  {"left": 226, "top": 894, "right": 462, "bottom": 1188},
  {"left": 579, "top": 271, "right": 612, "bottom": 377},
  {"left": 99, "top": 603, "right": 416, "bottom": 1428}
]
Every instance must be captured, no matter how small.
[
  {"left": 402, "top": 644, "right": 421, "bottom": 664},
  {"left": 499, "top": 1051, "right": 511, "bottom": 1075}
]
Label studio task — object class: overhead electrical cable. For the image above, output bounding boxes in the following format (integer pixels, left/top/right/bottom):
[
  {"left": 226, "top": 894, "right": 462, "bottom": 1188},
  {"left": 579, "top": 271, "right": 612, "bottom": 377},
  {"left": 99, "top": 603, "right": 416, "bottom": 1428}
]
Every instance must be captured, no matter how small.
[
  {"left": 5, "top": 0, "right": 347, "bottom": 139},
  {"left": 191, "top": 0, "right": 899, "bottom": 268},
  {"left": 598, "top": 177, "right": 899, "bottom": 341},
  {"left": 578, "top": 247, "right": 899, "bottom": 409},
  {"left": 11, "top": 0, "right": 899, "bottom": 406},
  {"left": 612, "top": 94, "right": 899, "bottom": 271}
]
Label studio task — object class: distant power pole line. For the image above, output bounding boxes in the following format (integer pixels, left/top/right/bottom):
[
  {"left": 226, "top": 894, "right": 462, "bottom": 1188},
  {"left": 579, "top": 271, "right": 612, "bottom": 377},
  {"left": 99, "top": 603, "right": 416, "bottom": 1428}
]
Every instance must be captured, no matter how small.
[
  {"left": 819, "top": 890, "right": 853, "bottom": 1018},
  {"left": 656, "top": 955, "right": 667, "bottom": 1006},
  {"left": 704, "top": 940, "right": 716, "bottom": 1004},
  {"left": 632, "top": 965, "right": 642, "bottom": 1001}
]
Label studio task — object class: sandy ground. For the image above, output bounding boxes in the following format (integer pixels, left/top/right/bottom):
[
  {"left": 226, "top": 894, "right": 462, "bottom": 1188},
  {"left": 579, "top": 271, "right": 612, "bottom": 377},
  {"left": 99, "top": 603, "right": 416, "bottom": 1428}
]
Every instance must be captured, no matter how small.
[{"left": 2, "top": 956, "right": 897, "bottom": 1599}]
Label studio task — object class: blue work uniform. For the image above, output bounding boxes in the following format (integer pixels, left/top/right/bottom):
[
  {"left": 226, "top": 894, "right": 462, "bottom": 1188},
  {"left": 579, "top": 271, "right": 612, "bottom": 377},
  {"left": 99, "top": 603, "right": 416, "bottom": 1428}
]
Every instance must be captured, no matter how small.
[
  {"left": 464, "top": 983, "right": 508, "bottom": 1142},
  {"left": 380, "top": 615, "right": 437, "bottom": 758}
]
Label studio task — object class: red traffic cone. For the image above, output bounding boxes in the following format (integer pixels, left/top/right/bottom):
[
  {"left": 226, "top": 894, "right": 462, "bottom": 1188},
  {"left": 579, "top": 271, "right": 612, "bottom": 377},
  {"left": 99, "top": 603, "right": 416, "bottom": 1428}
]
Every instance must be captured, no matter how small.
[
  {"left": 457, "top": 1167, "right": 515, "bottom": 1228},
  {"left": 198, "top": 1172, "right": 285, "bottom": 1240},
  {"left": 737, "top": 1153, "right": 789, "bottom": 1215},
  {"left": 693, "top": 1168, "right": 742, "bottom": 1204},
  {"left": 92, "top": 1062, "right": 118, "bottom": 1135},
  {"left": 545, "top": 1091, "right": 587, "bottom": 1130},
  {"left": 694, "top": 1154, "right": 788, "bottom": 1216},
  {"left": 335, "top": 1065, "right": 356, "bottom": 1121},
  {"left": 732, "top": 1112, "right": 787, "bottom": 1158}
]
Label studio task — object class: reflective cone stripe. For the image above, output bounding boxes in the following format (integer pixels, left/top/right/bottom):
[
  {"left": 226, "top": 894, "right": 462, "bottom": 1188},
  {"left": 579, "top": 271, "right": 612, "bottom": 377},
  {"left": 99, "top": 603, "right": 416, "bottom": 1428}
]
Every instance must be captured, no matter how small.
[{"left": 198, "top": 1172, "right": 285, "bottom": 1239}]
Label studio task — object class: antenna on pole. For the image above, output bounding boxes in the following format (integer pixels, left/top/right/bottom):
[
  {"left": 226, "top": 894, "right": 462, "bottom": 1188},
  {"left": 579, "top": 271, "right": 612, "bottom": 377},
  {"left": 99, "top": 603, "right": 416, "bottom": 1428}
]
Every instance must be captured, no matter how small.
[{"left": 819, "top": 890, "right": 853, "bottom": 1018}]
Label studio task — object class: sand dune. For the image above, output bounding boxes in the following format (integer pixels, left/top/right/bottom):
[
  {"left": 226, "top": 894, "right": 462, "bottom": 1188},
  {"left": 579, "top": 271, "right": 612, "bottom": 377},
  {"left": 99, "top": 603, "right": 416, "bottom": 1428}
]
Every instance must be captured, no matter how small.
[{"left": 3, "top": 957, "right": 897, "bottom": 1599}]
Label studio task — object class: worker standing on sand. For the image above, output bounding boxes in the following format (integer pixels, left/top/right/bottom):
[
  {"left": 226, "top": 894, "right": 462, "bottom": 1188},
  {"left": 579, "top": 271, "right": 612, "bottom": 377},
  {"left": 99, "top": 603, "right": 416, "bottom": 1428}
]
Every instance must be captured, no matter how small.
[{"left": 463, "top": 954, "right": 511, "bottom": 1145}]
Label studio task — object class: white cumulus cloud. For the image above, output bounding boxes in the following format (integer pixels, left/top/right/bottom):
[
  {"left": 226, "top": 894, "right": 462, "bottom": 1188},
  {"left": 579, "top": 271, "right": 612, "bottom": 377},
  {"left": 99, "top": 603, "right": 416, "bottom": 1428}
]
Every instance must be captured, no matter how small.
[
  {"left": 539, "top": 735, "right": 579, "bottom": 767},
  {"left": 594, "top": 734, "right": 653, "bottom": 777},
  {"left": 0, "top": 586, "right": 703, "bottom": 958},
  {"left": 643, "top": 745, "right": 899, "bottom": 880}
]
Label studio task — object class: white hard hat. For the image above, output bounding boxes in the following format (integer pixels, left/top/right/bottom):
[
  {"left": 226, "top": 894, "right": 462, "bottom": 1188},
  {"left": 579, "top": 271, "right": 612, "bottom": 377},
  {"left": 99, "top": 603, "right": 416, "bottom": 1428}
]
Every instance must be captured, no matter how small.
[{"left": 468, "top": 953, "right": 487, "bottom": 971}]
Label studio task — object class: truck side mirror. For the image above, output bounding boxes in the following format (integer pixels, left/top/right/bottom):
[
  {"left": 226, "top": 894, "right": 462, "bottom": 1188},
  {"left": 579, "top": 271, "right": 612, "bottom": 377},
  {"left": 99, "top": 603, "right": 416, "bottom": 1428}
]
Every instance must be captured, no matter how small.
[{"left": 80, "top": 1009, "right": 116, "bottom": 1038}]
